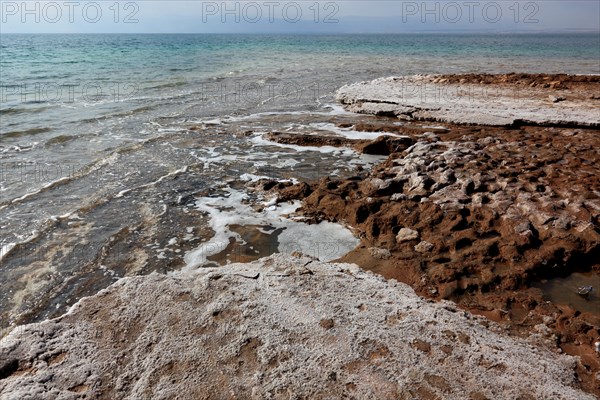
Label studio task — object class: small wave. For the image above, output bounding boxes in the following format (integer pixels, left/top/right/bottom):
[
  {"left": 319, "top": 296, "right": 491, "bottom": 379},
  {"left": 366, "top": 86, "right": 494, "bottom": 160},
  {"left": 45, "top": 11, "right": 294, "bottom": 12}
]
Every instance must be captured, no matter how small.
[
  {"left": 1, "top": 127, "right": 52, "bottom": 139},
  {"left": 44, "top": 134, "right": 79, "bottom": 146},
  {"left": 149, "top": 81, "right": 188, "bottom": 90},
  {"left": 0, "top": 152, "right": 122, "bottom": 208},
  {"left": 0, "top": 105, "right": 55, "bottom": 115},
  {"left": 0, "top": 143, "right": 38, "bottom": 154},
  {"left": 79, "top": 105, "right": 155, "bottom": 123},
  {"left": 7, "top": 176, "right": 72, "bottom": 205},
  {"left": 115, "top": 165, "right": 189, "bottom": 198},
  {"left": 0, "top": 232, "right": 42, "bottom": 263},
  {"left": 0, "top": 243, "right": 17, "bottom": 263}
]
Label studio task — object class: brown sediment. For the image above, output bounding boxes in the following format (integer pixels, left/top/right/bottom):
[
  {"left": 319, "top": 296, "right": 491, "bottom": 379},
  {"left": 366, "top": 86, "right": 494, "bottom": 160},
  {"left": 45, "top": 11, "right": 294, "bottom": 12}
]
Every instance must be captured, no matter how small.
[
  {"left": 266, "top": 131, "right": 416, "bottom": 156},
  {"left": 265, "top": 131, "right": 368, "bottom": 148},
  {"left": 265, "top": 74, "right": 600, "bottom": 395},
  {"left": 435, "top": 72, "right": 600, "bottom": 91}
]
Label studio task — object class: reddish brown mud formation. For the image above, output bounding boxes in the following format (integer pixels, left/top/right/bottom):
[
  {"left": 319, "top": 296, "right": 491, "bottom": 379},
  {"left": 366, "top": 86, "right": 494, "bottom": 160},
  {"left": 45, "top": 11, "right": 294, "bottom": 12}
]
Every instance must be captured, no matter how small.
[{"left": 264, "top": 74, "right": 600, "bottom": 395}]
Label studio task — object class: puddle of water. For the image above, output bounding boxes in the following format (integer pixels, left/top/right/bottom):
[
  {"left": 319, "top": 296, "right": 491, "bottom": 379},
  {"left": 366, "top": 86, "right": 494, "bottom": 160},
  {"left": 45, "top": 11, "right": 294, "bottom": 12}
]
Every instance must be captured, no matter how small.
[
  {"left": 183, "top": 186, "right": 360, "bottom": 270},
  {"left": 207, "top": 224, "right": 284, "bottom": 266},
  {"left": 534, "top": 272, "right": 600, "bottom": 316}
]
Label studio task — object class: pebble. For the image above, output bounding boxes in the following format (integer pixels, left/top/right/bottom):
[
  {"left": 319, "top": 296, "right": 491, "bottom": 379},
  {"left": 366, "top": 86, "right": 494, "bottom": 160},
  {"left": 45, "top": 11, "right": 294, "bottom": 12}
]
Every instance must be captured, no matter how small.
[
  {"left": 415, "top": 241, "right": 434, "bottom": 253},
  {"left": 370, "top": 178, "right": 390, "bottom": 191},
  {"left": 368, "top": 247, "right": 392, "bottom": 260},
  {"left": 396, "top": 228, "right": 419, "bottom": 243}
]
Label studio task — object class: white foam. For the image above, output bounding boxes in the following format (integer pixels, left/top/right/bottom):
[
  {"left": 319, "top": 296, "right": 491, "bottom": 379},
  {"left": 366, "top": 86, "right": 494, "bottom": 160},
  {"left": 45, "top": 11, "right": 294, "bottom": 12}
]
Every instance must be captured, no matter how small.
[
  {"left": 183, "top": 188, "right": 248, "bottom": 269},
  {"left": 10, "top": 176, "right": 71, "bottom": 204},
  {"left": 240, "top": 173, "right": 272, "bottom": 182},
  {"left": 0, "top": 243, "right": 16, "bottom": 263},
  {"left": 262, "top": 197, "right": 278, "bottom": 207},
  {"left": 276, "top": 158, "right": 300, "bottom": 168},
  {"left": 211, "top": 103, "right": 353, "bottom": 124},
  {"left": 182, "top": 187, "right": 358, "bottom": 270},
  {"left": 322, "top": 103, "right": 354, "bottom": 115},
  {"left": 158, "top": 204, "right": 168, "bottom": 217},
  {"left": 422, "top": 125, "right": 449, "bottom": 131},
  {"left": 115, "top": 166, "right": 188, "bottom": 198},
  {"left": 250, "top": 134, "right": 355, "bottom": 156},
  {"left": 309, "top": 122, "right": 406, "bottom": 140}
]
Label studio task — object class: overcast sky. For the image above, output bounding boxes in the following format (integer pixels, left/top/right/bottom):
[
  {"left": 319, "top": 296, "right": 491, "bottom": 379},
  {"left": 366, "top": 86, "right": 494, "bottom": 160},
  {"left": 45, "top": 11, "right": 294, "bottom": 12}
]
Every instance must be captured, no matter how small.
[{"left": 1, "top": 1, "right": 599, "bottom": 33}]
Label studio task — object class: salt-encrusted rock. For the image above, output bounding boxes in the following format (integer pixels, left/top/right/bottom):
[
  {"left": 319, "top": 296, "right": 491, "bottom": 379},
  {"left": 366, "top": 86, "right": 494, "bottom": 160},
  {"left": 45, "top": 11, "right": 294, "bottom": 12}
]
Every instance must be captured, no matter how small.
[
  {"left": 336, "top": 75, "right": 599, "bottom": 127},
  {"left": 471, "top": 193, "right": 489, "bottom": 207},
  {"left": 439, "top": 168, "right": 456, "bottom": 184},
  {"left": 396, "top": 228, "right": 420, "bottom": 243},
  {"left": 407, "top": 173, "right": 434, "bottom": 195},
  {"left": 549, "top": 95, "right": 566, "bottom": 103},
  {"left": 390, "top": 193, "right": 407, "bottom": 201},
  {"left": 462, "top": 178, "right": 475, "bottom": 195},
  {"left": 414, "top": 241, "right": 434, "bottom": 253},
  {"left": 0, "top": 254, "right": 592, "bottom": 400},
  {"left": 369, "top": 178, "right": 390, "bottom": 191},
  {"left": 420, "top": 132, "right": 440, "bottom": 141},
  {"left": 368, "top": 247, "right": 392, "bottom": 260}
]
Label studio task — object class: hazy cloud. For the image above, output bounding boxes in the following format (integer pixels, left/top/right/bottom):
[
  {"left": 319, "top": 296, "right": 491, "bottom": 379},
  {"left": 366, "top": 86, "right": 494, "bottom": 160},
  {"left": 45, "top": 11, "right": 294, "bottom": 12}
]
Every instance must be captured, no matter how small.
[{"left": 1, "top": 1, "right": 598, "bottom": 33}]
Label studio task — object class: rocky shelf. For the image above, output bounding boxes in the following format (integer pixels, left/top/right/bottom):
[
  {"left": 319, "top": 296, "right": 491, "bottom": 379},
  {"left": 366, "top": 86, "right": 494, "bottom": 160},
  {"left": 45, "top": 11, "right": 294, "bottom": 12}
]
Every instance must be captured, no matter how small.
[
  {"left": 0, "top": 254, "right": 594, "bottom": 399},
  {"left": 336, "top": 73, "right": 600, "bottom": 127}
]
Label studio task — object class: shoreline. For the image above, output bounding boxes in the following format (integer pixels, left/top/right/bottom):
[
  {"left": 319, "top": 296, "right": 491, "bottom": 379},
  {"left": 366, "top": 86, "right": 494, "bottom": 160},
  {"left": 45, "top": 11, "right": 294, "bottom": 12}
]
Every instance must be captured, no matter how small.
[{"left": 1, "top": 73, "right": 599, "bottom": 397}]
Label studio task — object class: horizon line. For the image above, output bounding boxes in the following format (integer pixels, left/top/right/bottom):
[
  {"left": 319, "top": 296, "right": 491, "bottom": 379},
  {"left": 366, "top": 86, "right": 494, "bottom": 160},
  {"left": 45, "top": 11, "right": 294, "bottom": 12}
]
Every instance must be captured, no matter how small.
[{"left": 2, "top": 30, "right": 599, "bottom": 34}]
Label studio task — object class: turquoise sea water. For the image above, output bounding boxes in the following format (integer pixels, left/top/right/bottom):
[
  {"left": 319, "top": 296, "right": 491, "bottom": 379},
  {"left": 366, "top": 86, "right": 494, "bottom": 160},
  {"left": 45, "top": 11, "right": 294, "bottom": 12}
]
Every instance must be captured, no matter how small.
[
  {"left": 2, "top": 33, "right": 598, "bottom": 146},
  {"left": 0, "top": 33, "right": 598, "bottom": 328}
]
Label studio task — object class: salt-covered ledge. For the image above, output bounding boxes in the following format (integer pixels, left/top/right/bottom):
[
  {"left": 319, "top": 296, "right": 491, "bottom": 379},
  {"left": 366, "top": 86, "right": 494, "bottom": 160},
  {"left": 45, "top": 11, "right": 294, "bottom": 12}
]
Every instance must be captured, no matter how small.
[
  {"left": 336, "top": 75, "right": 600, "bottom": 127},
  {"left": 0, "top": 253, "right": 593, "bottom": 399}
]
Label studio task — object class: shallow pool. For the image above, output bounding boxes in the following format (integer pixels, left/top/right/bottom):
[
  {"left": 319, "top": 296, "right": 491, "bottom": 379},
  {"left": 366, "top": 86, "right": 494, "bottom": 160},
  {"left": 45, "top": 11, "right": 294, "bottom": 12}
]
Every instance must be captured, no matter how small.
[{"left": 534, "top": 272, "right": 600, "bottom": 316}]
